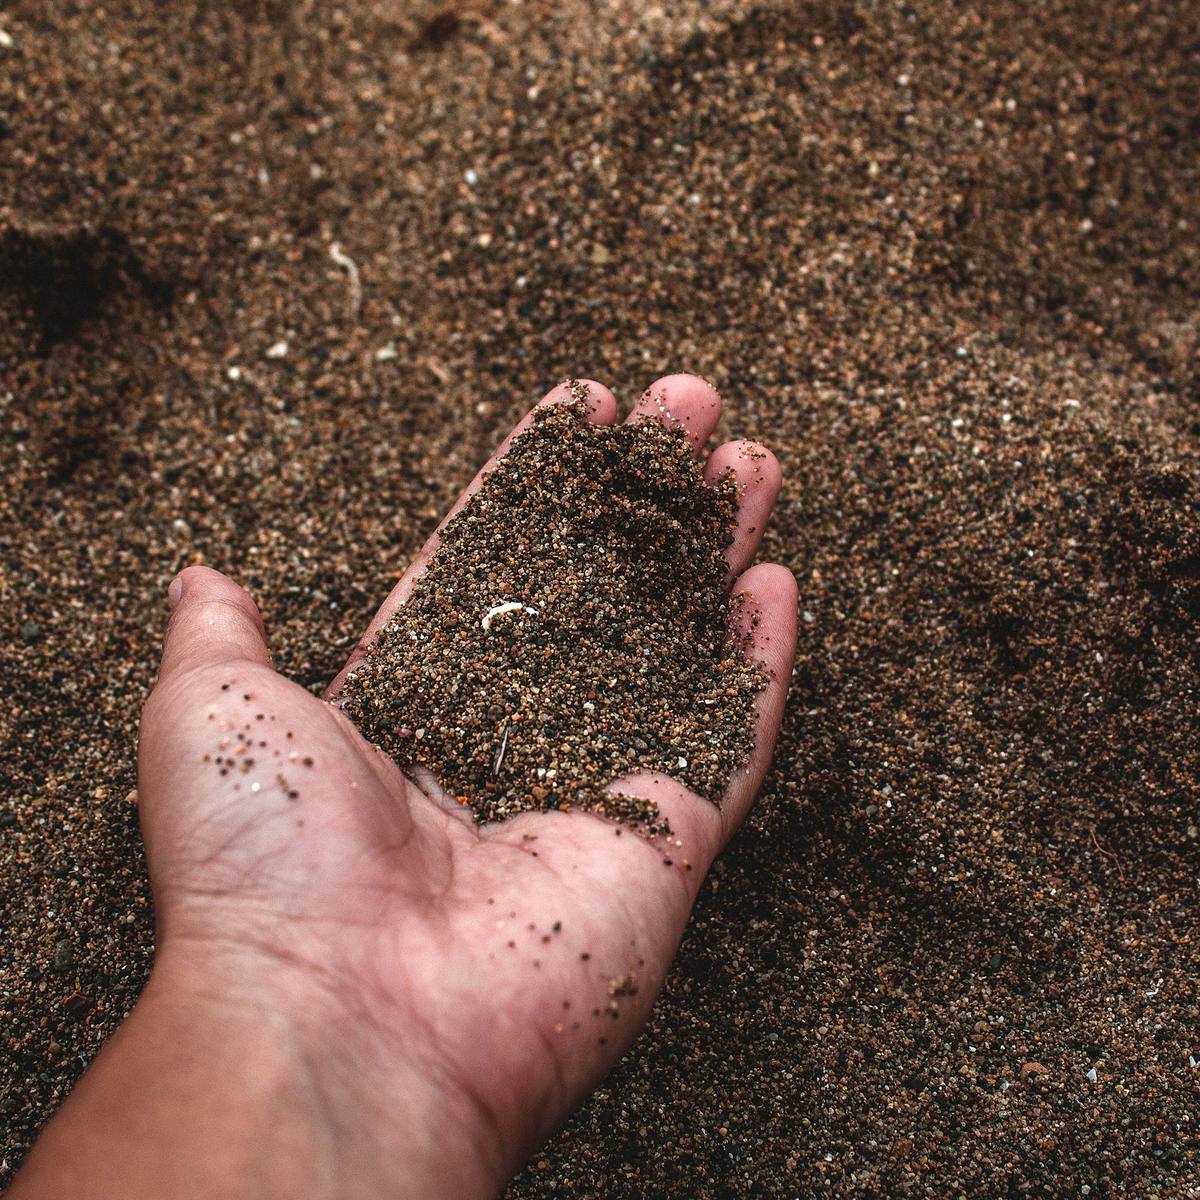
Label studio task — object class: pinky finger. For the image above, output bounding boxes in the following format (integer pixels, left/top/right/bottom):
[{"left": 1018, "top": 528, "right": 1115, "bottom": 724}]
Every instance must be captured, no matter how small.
[{"left": 718, "top": 562, "right": 798, "bottom": 841}]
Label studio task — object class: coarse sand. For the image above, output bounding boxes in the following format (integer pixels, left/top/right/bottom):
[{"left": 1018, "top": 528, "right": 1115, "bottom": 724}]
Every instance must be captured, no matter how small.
[
  {"left": 338, "top": 397, "right": 764, "bottom": 827},
  {"left": 1, "top": 1, "right": 1198, "bottom": 1195}
]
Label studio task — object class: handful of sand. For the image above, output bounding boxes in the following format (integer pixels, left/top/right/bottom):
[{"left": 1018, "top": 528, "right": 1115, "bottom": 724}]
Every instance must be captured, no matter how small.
[{"left": 338, "top": 398, "right": 764, "bottom": 827}]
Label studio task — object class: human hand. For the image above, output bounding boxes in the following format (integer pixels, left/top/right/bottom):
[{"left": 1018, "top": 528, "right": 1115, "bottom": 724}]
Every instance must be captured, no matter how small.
[{"left": 11, "top": 375, "right": 796, "bottom": 1200}]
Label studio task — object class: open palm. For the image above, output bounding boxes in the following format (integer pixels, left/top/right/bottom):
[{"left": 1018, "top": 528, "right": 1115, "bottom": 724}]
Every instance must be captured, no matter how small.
[{"left": 136, "top": 375, "right": 797, "bottom": 1196}]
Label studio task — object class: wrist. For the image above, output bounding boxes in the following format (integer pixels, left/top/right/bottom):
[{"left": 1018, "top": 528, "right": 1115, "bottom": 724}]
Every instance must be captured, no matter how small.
[{"left": 11, "top": 936, "right": 505, "bottom": 1200}]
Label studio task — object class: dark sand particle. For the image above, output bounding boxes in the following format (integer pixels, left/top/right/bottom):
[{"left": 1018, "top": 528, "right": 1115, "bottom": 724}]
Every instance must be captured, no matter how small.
[
  {"left": 338, "top": 394, "right": 763, "bottom": 827},
  {"left": 1, "top": 1, "right": 1198, "bottom": 1196}
]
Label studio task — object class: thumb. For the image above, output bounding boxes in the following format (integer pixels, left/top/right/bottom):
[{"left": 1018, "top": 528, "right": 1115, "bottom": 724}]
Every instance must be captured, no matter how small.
[
  {"left": 157, "top": 566, "right": 273, "bottom": 680},
  {"left": 139, "top": 565, "right": 276, "bottom": 880}
]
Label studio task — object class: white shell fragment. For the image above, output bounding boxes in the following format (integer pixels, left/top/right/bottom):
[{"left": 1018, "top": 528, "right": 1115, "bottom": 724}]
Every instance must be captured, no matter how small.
[{"left": 481, "top": 601, "right": 539, "bottom": 632}]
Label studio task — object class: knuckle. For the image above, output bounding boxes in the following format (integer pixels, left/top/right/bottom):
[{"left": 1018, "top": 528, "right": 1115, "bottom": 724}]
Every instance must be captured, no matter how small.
[{"left": 185, "top": 594, "right": 261, "bottom": 632}]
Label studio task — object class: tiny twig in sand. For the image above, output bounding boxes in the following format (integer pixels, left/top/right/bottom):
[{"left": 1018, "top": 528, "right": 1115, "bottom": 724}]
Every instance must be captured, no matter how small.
[
  {"left": 1088, "top": 825, "right": 1126, "bottom": 884},
  {"left": 492, "top": 719, "right": 511, "bottom": 776}
]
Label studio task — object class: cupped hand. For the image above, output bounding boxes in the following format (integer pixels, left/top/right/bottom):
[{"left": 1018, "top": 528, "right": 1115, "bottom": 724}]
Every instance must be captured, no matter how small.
[{"left": 16, "top": 375, "right": 797, "bottom": 1200}]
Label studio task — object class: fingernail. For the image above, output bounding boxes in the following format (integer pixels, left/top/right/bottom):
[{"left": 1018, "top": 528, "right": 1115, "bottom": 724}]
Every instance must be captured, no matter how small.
[{"left": 168, "top": 575, "right": 185, "bottom": 609}]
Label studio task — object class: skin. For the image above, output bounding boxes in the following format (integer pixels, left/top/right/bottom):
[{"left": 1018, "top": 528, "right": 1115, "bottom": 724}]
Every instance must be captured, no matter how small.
[{"left": 10, "top": 374, "right": 798, "bottom": 1200}]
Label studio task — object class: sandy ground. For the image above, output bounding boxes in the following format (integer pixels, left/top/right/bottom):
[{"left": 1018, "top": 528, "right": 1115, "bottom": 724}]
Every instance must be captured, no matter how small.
[{"left": 1, "top": 1, "right": 1198, "bottom": 1194}]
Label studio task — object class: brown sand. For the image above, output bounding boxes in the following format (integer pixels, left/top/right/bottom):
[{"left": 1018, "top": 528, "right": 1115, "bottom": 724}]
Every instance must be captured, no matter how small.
[
  {"left": 339, "top": 397, "right": 763, "bottom": 826},
  {"left": 1, "top": 1, "right": 1198, "bottom": 1194}
]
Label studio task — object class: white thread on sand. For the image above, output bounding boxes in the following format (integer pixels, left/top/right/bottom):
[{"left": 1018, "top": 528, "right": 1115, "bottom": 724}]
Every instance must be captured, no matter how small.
[{"left": 329, "top": 242, "right": 362, "bottom": 317}]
